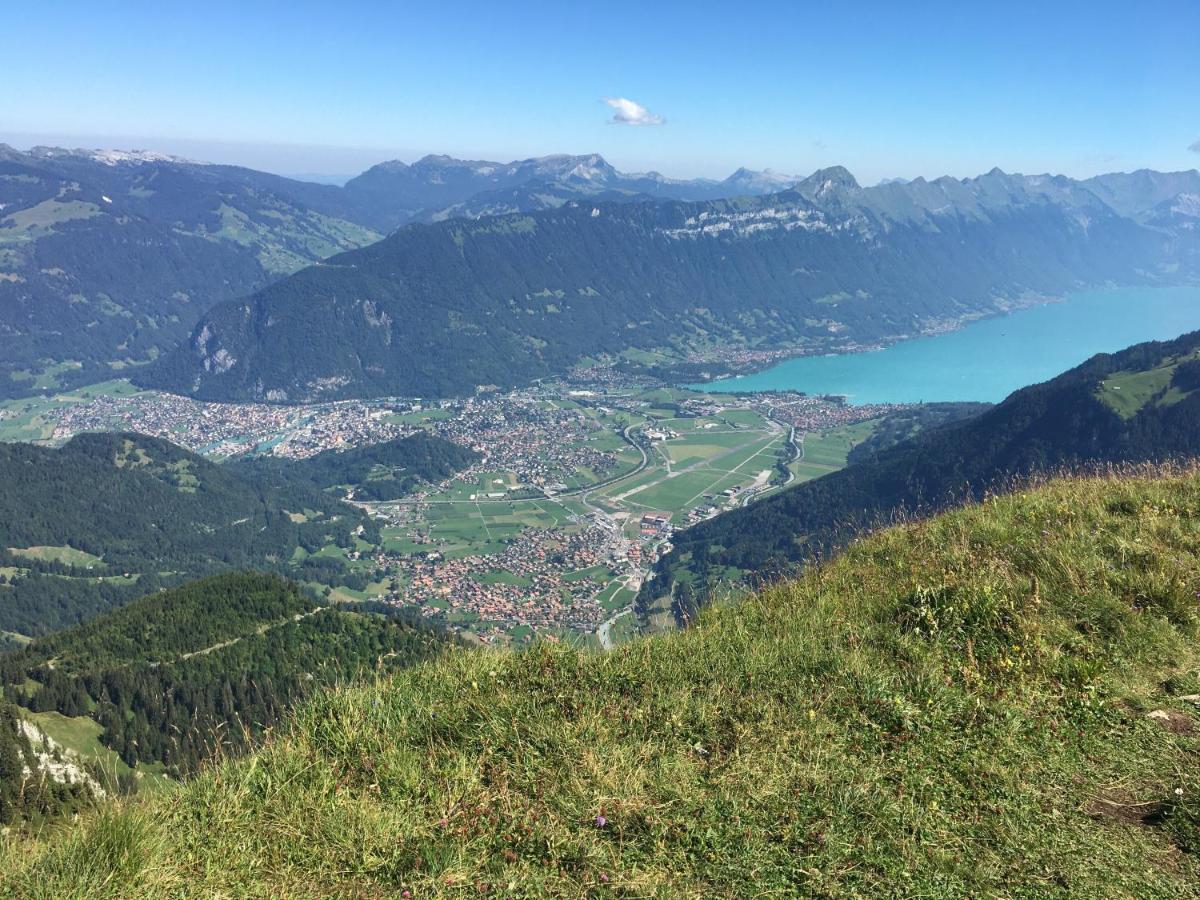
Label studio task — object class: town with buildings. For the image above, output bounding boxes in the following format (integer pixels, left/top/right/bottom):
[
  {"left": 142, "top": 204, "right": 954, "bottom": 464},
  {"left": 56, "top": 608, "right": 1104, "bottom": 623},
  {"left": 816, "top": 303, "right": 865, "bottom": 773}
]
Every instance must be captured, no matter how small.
[{"left": 5, "top": 376, "right": 912, "bottom": 645}]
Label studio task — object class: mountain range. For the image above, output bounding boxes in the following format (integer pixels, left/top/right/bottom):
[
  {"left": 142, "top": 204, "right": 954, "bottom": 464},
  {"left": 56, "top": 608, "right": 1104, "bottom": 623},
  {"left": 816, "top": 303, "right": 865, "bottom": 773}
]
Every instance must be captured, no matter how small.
[
  {"left": 5, "top": 143, "right": 1197, "bottom": 404},
  {"left": 340, "top": 153, "right": 805, "bottom": 231},
  {"left": 142, "top": 165, "right": 1200, "bottom": 401},
  {"left": 0, "top": 146, "right": 808, "bottom": 398}
]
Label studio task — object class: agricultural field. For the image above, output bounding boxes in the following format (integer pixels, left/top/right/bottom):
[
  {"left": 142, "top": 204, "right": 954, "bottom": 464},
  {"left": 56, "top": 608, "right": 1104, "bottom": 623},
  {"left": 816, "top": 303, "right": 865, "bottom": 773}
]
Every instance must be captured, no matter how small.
[
  {"left": 7, "top": 545, "right": 104, "bottom": 567},
  {"left": 789, "top": 418, "right": 881, "bottom": 482},
  {"left": 378, "top": 493, "right": 591, "bottom": 561},
  {"left": 597, "top": 406, "right": 787, "bottom": 519}
]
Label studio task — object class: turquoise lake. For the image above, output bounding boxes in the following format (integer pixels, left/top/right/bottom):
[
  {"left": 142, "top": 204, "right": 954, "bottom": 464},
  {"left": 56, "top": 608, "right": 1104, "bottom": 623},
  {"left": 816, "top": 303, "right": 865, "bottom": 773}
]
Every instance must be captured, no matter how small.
[{"left": 693, "top": 286, "right": 1200, "bottom": 404}]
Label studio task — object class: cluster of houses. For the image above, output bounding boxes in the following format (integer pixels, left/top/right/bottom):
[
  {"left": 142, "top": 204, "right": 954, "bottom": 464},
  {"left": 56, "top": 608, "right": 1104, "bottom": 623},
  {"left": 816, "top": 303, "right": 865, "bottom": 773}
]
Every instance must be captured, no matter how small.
[
  {"left": 381, "top": 525, "right": 626, "bottom": 631},
  {"left": 427, "top": 395, "right": 623, "bottom": 489},
  {"left": 640, "top": 511, "right": 672, "bottom": 537},
  {"left": 49, "top": 391, "right": 423, "bottom": 460}
]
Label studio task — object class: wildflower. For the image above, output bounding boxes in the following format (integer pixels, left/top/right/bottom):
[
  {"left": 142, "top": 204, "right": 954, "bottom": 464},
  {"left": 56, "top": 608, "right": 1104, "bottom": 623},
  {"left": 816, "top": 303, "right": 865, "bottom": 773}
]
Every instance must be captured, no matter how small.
[
  {"left": 1176, "top": 787, "right": 1185, "bottom": 796},
  {"left": 808, "top": 709, "right": 817, "bottom": 721},
  {"left": 595, "top": 815, "right": 608, "bottom": 828},
  {"left": 600, "top": 872, "right": 610, "bottom": 883}
]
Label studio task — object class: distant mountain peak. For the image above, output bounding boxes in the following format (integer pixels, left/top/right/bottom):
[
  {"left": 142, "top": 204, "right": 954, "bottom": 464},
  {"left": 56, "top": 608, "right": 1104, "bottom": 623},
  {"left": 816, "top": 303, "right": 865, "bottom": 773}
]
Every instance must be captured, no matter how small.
[
  {"left": 364, "top": 159, "right": 410, "bottom": 173},
  {"left": 805, "top": 165, "right": 859, "bottom": 187},
  {"left": 721, "top": 167, "right": 802, "bottom": 194},
  {"left": 791, "top": 166, "right": 860, "bottom": 200},
  {"left": 412, "top": 154, "right": 499, "bottom": 170}
]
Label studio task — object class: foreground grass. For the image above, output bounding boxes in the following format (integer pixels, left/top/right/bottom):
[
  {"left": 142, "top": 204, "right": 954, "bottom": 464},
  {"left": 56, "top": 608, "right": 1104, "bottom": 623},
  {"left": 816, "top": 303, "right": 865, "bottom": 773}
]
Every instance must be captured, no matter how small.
[{"left": 6, "top": 468, "right": 1200, "bottom": 896}]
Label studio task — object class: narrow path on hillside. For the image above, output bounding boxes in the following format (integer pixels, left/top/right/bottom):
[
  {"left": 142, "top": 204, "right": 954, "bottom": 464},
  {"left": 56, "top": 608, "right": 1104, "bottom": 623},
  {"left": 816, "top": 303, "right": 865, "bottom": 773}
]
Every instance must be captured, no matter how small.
[{"left": 176, "top": 609, "right": 321, "bottom": 662}]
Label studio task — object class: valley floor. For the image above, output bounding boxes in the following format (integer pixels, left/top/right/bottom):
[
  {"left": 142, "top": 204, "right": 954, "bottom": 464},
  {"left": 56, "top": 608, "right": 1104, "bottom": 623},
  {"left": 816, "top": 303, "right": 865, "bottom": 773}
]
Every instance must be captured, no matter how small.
[{"left": 0, "top": 378, "right": 897, "bottom": 649}]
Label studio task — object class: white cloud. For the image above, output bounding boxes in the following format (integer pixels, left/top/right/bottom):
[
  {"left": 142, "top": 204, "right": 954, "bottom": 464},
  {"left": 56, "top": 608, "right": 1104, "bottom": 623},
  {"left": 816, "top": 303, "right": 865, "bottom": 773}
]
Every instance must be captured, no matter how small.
[
  {"left": 1190, "top": 138, "right": 1200, "bottom": 153},
  {"left": 603, "top": 97, "right": 665, "bottom": 127}
]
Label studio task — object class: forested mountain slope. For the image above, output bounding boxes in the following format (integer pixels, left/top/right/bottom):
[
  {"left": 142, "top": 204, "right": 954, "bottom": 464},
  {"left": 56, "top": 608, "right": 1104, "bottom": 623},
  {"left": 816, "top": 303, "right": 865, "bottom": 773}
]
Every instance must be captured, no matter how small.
[
  {"left": 8, "top": 470, "right": 1200, "bottom": 894},
  {"left": 143, "top": 167, "right": 1200, "bottom": 402},
  {"left": 0, "top": 572, "right": 450, "bottom": 806},
  {"left": 0, "top": 429, "right": 476, "bottom": 636},
  {"left": 0, "top": 146, "right": 815, "bottom": 399},
  {"left": 648, "top": 329, "right": 1200, "bottom": 609},
  {"left": 0, "top": 147, "right": 381, "bottom": 397},
  {"left": 228, "top": 431, "right": 479, "bottom": 501},
  {"left": 0, "top": 433, "right": 358, "bottom": 635}
]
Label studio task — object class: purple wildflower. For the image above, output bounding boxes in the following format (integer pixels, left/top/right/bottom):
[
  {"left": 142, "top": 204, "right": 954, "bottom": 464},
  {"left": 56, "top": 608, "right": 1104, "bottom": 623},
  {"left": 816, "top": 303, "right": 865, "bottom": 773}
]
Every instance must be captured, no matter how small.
[{"left": 595, "top": 814, "right": 608, "bottom": 828}]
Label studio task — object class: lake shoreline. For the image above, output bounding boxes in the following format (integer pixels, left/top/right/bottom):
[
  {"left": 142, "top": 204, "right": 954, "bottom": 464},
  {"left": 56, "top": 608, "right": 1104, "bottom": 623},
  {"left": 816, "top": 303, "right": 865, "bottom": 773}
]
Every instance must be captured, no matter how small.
[
  {"left": 686, "top": 283, "right": 1200, "bottom": 405},
  {"left": 681, "top": 290, "right": 1070, "bottom": 386}
]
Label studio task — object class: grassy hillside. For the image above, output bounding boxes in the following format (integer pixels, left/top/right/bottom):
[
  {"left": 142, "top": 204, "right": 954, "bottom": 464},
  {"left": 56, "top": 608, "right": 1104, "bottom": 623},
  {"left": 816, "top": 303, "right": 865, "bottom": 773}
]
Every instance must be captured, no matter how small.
[{"left": 6, "top": 468, "right": 1200, "bottom": 895}]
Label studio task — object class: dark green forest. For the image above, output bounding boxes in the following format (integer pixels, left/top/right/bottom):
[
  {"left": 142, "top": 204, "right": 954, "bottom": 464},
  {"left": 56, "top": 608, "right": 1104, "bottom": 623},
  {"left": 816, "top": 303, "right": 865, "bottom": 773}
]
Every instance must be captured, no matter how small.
[
  {"left": 844, "top": 402, "right": 993, "bottom": 465},
  {"left": 229, "top": 431, "right": 479, "bottom": 501},
  {"left": 0, "top": 573, "right": 450, "bottom": 779},
  {"left": 0, "top": 433, "right": 367, "bottom": 635}
]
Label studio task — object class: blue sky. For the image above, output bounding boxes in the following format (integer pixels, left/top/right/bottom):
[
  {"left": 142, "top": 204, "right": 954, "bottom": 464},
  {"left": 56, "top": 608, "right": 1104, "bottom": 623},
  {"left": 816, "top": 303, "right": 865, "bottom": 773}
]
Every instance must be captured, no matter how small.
[{"left": 3, "top": 0, "right": 1198, "bottom": 183}]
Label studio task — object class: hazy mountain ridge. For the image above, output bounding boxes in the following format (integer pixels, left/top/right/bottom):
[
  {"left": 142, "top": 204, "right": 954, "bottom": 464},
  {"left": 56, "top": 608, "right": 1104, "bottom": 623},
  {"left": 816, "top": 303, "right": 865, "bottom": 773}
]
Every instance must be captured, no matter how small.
[
  {"left": 143, "top": 165, "right": 1200, "bottom": 402},
  {"left": 342, "top": 152, "right": 803, "bottom": 230}
]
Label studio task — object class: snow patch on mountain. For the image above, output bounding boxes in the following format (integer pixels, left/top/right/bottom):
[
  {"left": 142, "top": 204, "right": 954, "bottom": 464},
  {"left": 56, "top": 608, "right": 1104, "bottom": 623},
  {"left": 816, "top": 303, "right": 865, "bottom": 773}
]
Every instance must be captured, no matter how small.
[
  {"left": 1171, "top": 193, "right": 1200, "bottom": 217},
  {"left": 89, "top": 149, "right": 203, "bottom": 166}
]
